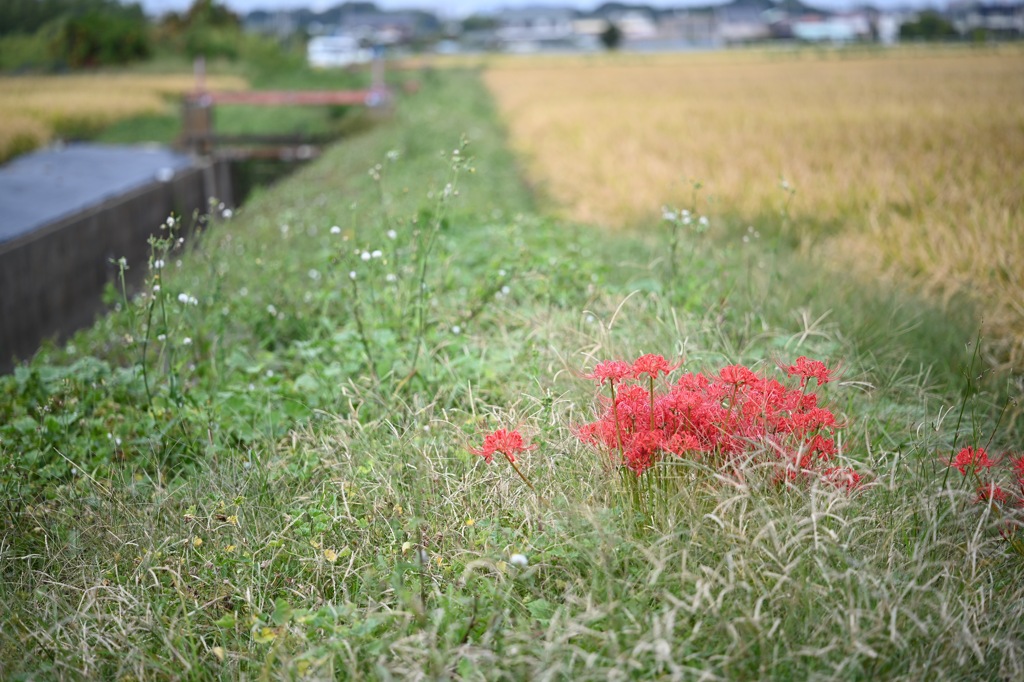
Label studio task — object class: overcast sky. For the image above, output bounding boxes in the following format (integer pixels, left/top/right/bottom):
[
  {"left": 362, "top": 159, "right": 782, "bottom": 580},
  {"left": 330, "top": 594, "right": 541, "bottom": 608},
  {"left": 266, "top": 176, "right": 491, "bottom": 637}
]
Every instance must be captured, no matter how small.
[{"left": 138, "top": 0, "right": 943, "bottom": 19}]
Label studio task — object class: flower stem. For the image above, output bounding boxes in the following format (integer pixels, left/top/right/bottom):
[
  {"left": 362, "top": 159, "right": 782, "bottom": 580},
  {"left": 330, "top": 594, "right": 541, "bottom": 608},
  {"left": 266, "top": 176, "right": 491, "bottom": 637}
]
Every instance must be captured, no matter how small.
[
  {"left": 609, "top": 381, "right": 624, "bottom": 462},
  {"left": 505, "top": 454, "right": 535, "bottom": 491}
]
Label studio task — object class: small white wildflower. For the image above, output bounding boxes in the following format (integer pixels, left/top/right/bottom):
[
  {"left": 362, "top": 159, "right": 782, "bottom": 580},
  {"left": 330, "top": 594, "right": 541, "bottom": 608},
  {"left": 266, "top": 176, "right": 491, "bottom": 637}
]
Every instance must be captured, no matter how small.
[
  {"left": 182, "top": 337, "right": 193, "bottom": 346},
  {"left": 165, "top": 216, "right": 174, "bottom": 228},
  {"left": 386, "top": 273, "right": 397, "bottom": 282},
  {"left": 243, "top": 460, "right": 252, "bottom": 470},
  {"left": 248, "top": 383, "right": 255, "bottom": 391},
  {"left": 443, "top": 183, "right": 453, "bottom": 198},
  {"left": 187, "top": 295, "right": 198, "bottom": 306},
  {"left": 662, "top": 207, "right": 677, "bottom": 221},
  {"left": 308, "top": 269, "right": 320, "bottom": 280},
  {"left": 330, "top": 225, "right": 341, "bottom": 235},
  {"left": 510, "top": 553, "right": 528, "bottom": 567},
  {"left": 386, "top": 149, "right": 400, "bottom": 161},
  {"left": 157, "top": 333, "right": 167, "bottom": 342},
  {"left": 239, "top": 287, "right": 248, "bottom": 296},
  {"left": 177, "top": 237, "right": 184, "bottom": 246},
  {"left": 498, "top": 269, "right": 507, "bottom": 277},
  {"left": 266, "top": 370, "right": 274, "bottom": 378},
  {"left": 152, "top": 284, "right": 161, "bottom": 292},
  {"left": 222, "top": 208, "right": 233, "bottom": 219},
  {"left": 280, "top": 224, "right": 289, "bottom": 235},
  {"left": 451, "top": 325, "right": 462, "bottom": 335},
  {"left": 349, "top": 271, "right": 357, "bottom": 280},
  {"left": 386, "top": 229, "right": 397, "bottom": 240},
  {"left": 175, "top": 260, "right": 182, "bottom": 268},
  {"left": 361, "top": 251, "right": 371, "bottom": 261},
  {"left": 371, "top": 250, "right": 383, "bottom": 259},
  {"left": 115, "top": 437, "right": 122, "bottom": 446},
  {"left": 178, "top": 293, "right": 189, "bottom": 304},
  {"left": 699, "top": 215, "right": 709, "bottom": 227},
  {"left": 501, "top": 285, "right": 511, "bottom": 295},
  {"left": 153, "top": 259, "right": 165, "bottom": 269},
  {"left": 267, "top": 304, "right": 277, "bottom": 315}
]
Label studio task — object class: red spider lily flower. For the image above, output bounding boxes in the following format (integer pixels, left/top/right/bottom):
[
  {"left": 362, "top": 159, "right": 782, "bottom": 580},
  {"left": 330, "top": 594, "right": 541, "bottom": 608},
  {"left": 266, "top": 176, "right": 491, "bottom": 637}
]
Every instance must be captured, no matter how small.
[
  {"left": 632, "top": 354, "right": 680, "bottom": 380},
  {"left": 659, "top": 431, "right": 702, "bottom": 457},
  {"left": 469, "top": 428, "right": 535, "bottom": 464},
  {"left": 976, "top": 482, "right": 1008, "bottom": 504},
  {"left": 951, "top": 446, "right": 994, "bottom": 476},
  {"left": 786, "top": 356, "right": 836, "bottom": 387},
  {"left": 576, "top": 358, "right": 847, "bottom": 484},
  {"left": 1011, "top": 454, "right": 1024, "bottom": 484},
  {"left": 614, "top": 384, "right": 652, "bottom": 428},
  {"left": 719, "top": 365, "right": 758, "bottom": 387},
  {"left": 675, "top": 372, "right": 712, "bottom": 392},
  {"left": 586, "top": 360, "right": 633, "bottom": 384},
  {"left": 807, "top": 434, "right": 837, "bottom": 460},
  {"left": 623, "top": 430, "right": 661, "bottom": 475},
  {"left": 574, "top": 422, "right": 601, "bottom": 446},
  {"left": 823, "top": 467, "right": 861, "bottom": 491}
]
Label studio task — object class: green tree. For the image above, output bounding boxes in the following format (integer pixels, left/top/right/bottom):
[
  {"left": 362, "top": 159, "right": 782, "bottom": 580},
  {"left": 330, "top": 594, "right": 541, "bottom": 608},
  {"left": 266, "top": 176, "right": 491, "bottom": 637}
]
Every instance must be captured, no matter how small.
[
  {"left": 600, "top": 21, "right": 623, "bottom": 51},
  {"left": 157, "top": 0, "right": 244, "bottom": 60},
  {"left": 899, "top": 11, "right": 958, "bottom": 41},
  {"left": 50, "top": 3, "right": 151, "bottom": 67}
]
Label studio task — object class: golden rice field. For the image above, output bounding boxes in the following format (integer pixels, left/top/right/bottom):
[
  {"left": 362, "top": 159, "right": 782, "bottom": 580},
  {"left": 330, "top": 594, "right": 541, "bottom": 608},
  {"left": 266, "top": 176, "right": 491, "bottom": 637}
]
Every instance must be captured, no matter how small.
[
  {"left": 482, "top": 47, "right": 1024, "bottom": 369},
  {"left": 0, "top": 72, "right": 247, "bottom": 162}
]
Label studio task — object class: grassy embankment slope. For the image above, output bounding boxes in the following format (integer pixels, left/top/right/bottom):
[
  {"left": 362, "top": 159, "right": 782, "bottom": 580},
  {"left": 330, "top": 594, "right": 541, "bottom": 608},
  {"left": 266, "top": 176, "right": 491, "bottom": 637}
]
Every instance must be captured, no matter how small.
[{"left": 1, "top": 63, "right": 1022, "bottom": 679}]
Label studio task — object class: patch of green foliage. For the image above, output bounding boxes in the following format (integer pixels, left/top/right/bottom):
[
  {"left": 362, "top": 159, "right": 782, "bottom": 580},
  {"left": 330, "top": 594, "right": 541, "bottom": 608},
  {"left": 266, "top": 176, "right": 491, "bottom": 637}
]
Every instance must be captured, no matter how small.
[
  {"left": 0, "top": 0, "right": 151, "bottom": 70},
  {"left": 0, "top": 0, "right": 309, "bottom": 74},
  {"left": 0, "top": 0, "right": 131, "bottom": 37},
  {"left": 899, "top": 11, "right": 959, "bottom": 42},
  {"left": 53, "top": 4, "right": 150, "bottom": 68},
  {"left": 1, "top": 67, "right": 1022, "bottom": 680}
]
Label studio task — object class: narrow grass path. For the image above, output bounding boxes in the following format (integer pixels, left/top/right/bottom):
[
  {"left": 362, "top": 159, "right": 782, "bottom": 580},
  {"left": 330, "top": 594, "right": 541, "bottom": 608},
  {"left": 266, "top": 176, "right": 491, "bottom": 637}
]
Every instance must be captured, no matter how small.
[{"left": 1, "top": 68, "right": 1021, "bottom": 680}]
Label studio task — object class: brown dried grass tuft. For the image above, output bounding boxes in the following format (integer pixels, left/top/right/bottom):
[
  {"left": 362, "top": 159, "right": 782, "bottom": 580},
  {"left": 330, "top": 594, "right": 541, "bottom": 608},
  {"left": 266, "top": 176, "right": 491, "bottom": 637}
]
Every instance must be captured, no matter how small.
[{"left": 483, "top": 48, "right": 1024, "bottom": 368}]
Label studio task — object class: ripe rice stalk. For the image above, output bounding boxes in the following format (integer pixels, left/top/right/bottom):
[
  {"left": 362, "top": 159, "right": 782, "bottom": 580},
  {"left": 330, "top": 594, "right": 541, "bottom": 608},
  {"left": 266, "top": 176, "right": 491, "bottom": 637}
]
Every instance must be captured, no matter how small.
[{"left": 483, "top": 48, "right": 1024, "bottom": 369}]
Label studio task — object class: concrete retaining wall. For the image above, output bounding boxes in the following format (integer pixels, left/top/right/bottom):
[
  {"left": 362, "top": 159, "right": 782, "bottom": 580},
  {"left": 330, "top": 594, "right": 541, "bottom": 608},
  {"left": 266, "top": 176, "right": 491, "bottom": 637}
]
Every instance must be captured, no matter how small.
[{"left": 0, "top": 159, "right": 232, "bottom": 372}]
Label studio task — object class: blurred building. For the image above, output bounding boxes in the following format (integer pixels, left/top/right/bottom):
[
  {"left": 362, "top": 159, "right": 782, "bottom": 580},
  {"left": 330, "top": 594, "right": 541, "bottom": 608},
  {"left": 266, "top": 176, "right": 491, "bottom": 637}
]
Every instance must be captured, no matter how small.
[
  {"left": 494, "top": 7, "right": 578, "bottom": 51},
  {"left": 307, "top": 35, "right": 372, "bottom": 67},
  {"left": 948, "top": 0, "right": 1024, "bottom": 37}
]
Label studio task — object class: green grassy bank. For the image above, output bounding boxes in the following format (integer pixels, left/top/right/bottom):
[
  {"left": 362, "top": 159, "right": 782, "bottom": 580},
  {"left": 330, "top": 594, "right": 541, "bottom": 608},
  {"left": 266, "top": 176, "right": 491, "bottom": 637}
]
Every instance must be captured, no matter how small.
[{"left": 1, "top": 67, "right": 1022, "bottom": 680}]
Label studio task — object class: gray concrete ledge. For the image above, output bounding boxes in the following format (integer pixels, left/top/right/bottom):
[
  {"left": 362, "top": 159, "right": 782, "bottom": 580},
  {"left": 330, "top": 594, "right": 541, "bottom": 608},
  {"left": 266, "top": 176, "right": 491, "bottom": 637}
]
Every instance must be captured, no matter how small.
[{"left": 0, "top": 145, "right": 232, "bottom": 372}]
